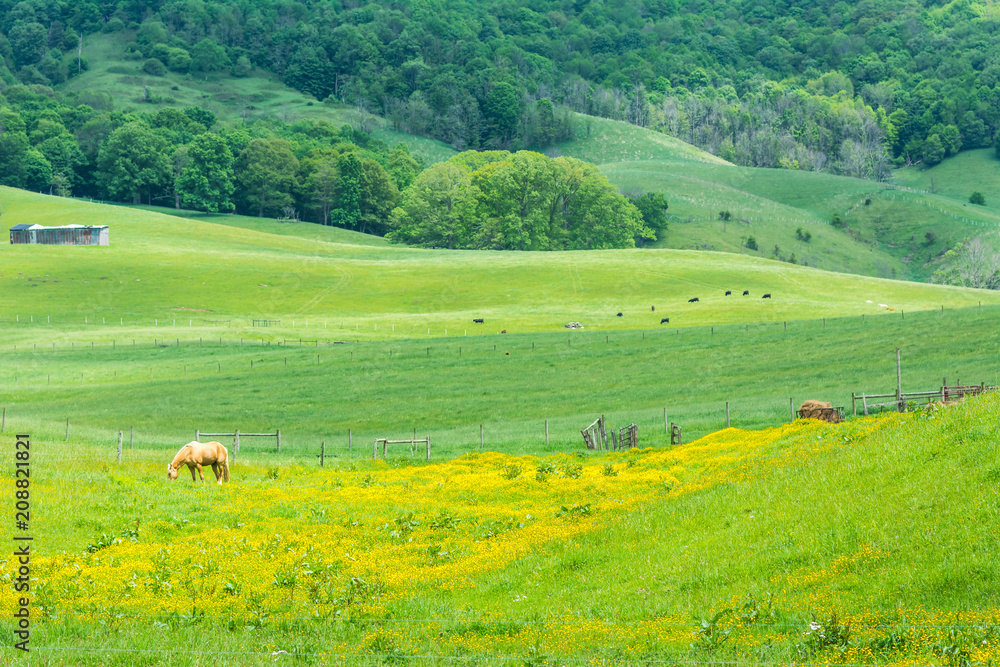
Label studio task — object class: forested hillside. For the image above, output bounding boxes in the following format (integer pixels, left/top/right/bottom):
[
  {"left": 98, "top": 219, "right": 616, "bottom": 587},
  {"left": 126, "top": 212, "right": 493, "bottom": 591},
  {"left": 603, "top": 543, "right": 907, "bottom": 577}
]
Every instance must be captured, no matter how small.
[{"left": 3, "top": 0, "right": 1000, "bottom": 179}]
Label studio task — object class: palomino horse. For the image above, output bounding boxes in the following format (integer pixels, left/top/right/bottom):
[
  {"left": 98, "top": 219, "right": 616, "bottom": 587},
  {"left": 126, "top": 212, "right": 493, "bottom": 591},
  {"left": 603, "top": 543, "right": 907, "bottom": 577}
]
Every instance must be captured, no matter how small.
[{"left": 167, "top": 441, "right": 230, "bottom": 484}]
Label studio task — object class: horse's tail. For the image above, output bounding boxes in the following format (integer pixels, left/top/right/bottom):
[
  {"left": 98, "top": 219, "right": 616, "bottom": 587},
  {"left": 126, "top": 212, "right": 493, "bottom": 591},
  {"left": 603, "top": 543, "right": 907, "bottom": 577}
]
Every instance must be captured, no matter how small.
[{"left": 222, "top": 446, "right": 231, "bottom": 482}]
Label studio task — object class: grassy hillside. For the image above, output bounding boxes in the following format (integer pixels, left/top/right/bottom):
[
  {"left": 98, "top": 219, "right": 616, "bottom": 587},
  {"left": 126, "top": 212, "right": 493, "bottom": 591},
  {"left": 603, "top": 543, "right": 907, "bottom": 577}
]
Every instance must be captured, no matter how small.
[
  {"left": 548, "top": 113, "right": 731, "bottom": 166},
  {"left": 893, "top": 148, "right": 1000, "bottom": 214},
  {"left": 3, "top": 187, "right": 1000, "bottom": 454},
  {"left": 3, "top": 188, "right": 996, "bottom": 339},
  {"left": 602, "top": 159, "right": 1000, "bottom": 280},
  {"left": 62, "top": 34, "right": 459, "bottom": 166},
  {"left": 2, "top": 394, "right": 998, "bottom": 665}
]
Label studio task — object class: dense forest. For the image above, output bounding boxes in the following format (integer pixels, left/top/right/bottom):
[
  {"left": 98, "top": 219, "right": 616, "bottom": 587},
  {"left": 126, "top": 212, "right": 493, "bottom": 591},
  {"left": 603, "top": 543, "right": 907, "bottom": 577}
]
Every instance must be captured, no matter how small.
[
  {"left": 3, "top": 0, "right": 1000, "bottom": 180},
  {"left": 0, "top": 85, "right": 417, "bottom": 233}
]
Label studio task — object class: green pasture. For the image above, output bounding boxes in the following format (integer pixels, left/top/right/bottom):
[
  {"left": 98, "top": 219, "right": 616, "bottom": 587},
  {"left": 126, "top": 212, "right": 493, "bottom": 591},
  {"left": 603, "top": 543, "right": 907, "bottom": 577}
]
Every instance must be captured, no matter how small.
[
  {"left": 2, "top": 392, "right": 999, "bottom": 666},
  {"left": 603, "top": 160, "right": 1000, "bottom": 280},
  {"left": 3, "top": 303, "right": 999, "bottom": 463},
  {"left": 3, "top": 188, "right": 997, "bottom": 342},
  {"left": 548, "top": 112, "right": 730, "bottom": 166}
]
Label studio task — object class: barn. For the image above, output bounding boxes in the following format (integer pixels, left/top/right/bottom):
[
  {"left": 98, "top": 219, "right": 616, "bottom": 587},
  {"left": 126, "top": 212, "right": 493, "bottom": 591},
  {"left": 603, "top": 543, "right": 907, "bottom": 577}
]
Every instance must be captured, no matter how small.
[{"left": 9, "top": 224, "right": 109, "bottom": 246}]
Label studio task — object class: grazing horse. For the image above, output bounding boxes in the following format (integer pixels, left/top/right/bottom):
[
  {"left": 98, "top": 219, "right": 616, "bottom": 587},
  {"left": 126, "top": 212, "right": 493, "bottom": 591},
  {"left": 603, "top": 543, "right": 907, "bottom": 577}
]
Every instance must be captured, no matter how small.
[
  {"left": 762, "top": 293, "right": 772, "bottom": 299},
  {"left": 472, "top": 318, "right": 484, "bottom": 323},
  {"left": 167, "top": 441, "right": 230, "bottom": 485},
  {"left": 725, "top": 290, "right": 732, "bottom": 296},
  {"left": 616, "top": 312, "right": 623, "bottom": 317},
  {"left": 743, "top": 290, "right": 750, "bottom": 296},
  {"left": 660, "top": 317, "right": 670, "bottom": 324},
  {"left": 688, "top": 297, "right": 699, "bottom": 303},
  {"left": 651, "top": 306, "right": 655, "bottom": 311}
]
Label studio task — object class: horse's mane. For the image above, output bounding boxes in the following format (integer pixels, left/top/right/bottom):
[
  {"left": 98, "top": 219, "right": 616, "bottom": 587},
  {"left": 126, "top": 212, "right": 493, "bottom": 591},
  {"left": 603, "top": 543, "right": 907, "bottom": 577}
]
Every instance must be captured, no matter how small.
[{"left": 169, "top": 443, "right": 193, "bottom": 469}]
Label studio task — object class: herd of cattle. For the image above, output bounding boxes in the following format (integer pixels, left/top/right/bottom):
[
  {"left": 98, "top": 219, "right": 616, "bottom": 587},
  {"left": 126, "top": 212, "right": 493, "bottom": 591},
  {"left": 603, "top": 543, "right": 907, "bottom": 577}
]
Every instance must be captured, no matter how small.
[{"left": 471, "top": 290, "right": 774, "bottom": 326}]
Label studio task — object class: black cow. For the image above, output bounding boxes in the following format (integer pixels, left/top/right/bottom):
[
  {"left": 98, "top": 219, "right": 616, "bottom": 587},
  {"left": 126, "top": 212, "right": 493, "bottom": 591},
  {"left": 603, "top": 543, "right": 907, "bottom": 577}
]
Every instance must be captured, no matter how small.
[
  {"left": 616, "top": 312, "right": 623, "bottom": 317},
  {"left": 742, "top": 290, "right": 749, "bottom": 296},
  {"left": 660, "top": 317, "right": 670, "bottom": 324},
  {"left": 688, "top": 297, "right": 699, "bottom": 303},
  {"left": 725, "top": 290, "right": 732, "bottom": 296},
  {"left": 651, "top": 305, "right": 655, "bottom": 312},
  {"left": 762, "top": 293, "right": 771, "bottom": 299},
  {"left": 472, "top": 318, "right": 484, "bottom": 323}
]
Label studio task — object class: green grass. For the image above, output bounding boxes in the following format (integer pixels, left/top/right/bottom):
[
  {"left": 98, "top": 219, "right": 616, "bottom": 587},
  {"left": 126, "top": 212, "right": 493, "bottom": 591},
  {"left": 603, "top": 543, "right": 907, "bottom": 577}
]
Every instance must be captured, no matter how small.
[
  {"left": 4, "top": 186, "right": 1000, "bottom": 459},
  {"left": 3, "top": 392, "right": 999, "bottom": 665},
  {"left": 125, "top": 204, "right": 391, "bottom": 247},
  {"left": 893, "top": 147, "right": 1000, "bottom": 213},
  {"left": 602, "top": 159, "right": 1000, "bottom": 280},
  {"left": 548, "top": 112, "right": 731, "bottom": 166},
  {"left": 4, "top": 187, "right": 996, "bottom": 339},
  {"left": 4, "top": 285, "right": 1000, "bottom": 459}
]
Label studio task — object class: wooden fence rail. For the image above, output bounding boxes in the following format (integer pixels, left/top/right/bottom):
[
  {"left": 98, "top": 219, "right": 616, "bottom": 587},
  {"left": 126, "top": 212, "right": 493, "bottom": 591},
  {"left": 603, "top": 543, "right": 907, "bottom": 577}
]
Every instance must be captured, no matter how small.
[
  {"left": 374, "top": 437, "right": 430, "bottom": 461},
  {"left": 196, "top": 429, "right": 281, "bottom": 453}
]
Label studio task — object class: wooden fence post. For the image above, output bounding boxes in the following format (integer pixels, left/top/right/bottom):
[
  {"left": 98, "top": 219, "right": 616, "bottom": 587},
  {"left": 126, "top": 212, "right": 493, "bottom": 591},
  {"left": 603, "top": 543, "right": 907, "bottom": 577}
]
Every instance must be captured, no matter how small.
[
  {"left": 320, "top": 441, "right": 325, "bottom": 467},
  {"left": 196, "top": 429, "right": 200, "bottom": 442},
  {"left": 851, "top": 393, "right": 856, "bottom": 416},
  {"left": 235, "top": 429, "right": 240, "bottom": 453},
  {"left": 426, "top": 436, "right": 430, "bottom": 462},
  {"left": 117, "top": 431, "right": 122, "bottom": 464},
  {"left": 896, "top": 347, "right": 903, "bottom": 412},
  {"left": 373, "top": 439, "right": 378, "bottom": 461},
  {"left": 862, "top": 393, "right": 869, "bottom": 416},
  {"left": 276, "top": 429, "right": 281, "bottom": 453},
  {"left": 789, "top": 398, "right": 794, "bottom": 421}
]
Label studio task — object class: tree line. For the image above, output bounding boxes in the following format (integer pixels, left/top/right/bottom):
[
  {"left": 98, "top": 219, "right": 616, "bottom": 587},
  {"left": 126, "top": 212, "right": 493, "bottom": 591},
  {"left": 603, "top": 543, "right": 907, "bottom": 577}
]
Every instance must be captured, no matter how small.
[
  {"left": 0, "top": 86, "right": 656, "bottom": 250},
  {"left": 0, "top": 86, "right": 417, "bottom": 233},
  {"left": 3, "top": 0, "right": 1000, "bottom": 177}
]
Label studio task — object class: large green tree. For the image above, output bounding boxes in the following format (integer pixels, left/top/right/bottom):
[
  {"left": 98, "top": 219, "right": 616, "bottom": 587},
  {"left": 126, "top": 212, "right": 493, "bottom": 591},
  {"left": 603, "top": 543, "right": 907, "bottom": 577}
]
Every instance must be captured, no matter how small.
[
  {"left": 96, "top": 122, "right": 171, "bottom": 204},
  {"left": 0, "top": 108, "right": 30, "bottom": 187},
  {"left": 332, "top": 152, "right": 362, "bottom": 229},
  {"left": 387, "top": 162, "right": 477, "bottom": 249},
  {"left": 235, "top": 139, "right": 299, "bottom": 217},
  {"left": 389, "top": 151, "right": 649, "bottom": 250},
  {"left": 358, "top": 157, "right": 399, "bottom": 236},
  {"left": 176, "top": 133, "right": 236, "bottom": 212},
  {"left": 300, "top": 149, "right": 340, "bottom": 225}
]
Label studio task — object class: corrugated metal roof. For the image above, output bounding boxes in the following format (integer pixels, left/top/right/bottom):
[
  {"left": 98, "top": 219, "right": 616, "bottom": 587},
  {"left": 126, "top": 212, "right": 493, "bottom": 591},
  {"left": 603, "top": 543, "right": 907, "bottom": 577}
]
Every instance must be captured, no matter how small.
[{"left": 9, "top": 224, "right": 109, "bottom": 231}]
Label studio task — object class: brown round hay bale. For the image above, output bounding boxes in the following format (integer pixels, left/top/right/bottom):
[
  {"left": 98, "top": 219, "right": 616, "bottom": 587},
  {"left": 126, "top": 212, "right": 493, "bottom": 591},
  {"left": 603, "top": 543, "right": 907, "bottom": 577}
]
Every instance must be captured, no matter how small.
[{"left": 798, "top": 400, "right": 839, "bottom": 423}]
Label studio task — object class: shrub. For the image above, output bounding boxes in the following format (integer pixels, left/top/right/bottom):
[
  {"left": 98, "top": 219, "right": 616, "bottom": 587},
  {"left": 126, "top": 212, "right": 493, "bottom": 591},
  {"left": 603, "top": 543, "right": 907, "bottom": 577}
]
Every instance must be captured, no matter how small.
[
  {"left": 969, "top": 191, "right": 986, "bottom": 205},
  {"left": 142, "top": 58, "right": 167, "bottom": 76},
  {"left": 745, "top": 235, "right": 758, "bottom": 251}
]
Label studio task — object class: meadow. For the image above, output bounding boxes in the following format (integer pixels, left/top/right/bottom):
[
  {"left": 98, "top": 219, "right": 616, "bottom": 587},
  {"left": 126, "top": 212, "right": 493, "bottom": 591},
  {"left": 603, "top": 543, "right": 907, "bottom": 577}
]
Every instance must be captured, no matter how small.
[
  {"left": 1, "top": 395, "right": 999, "bottom": 665},
  {"left": 3, "top": 185, "right": 1000, "bottom": 665},
  {"left": 4, "top": 187, "right": 1000, "bottom": 456}
]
